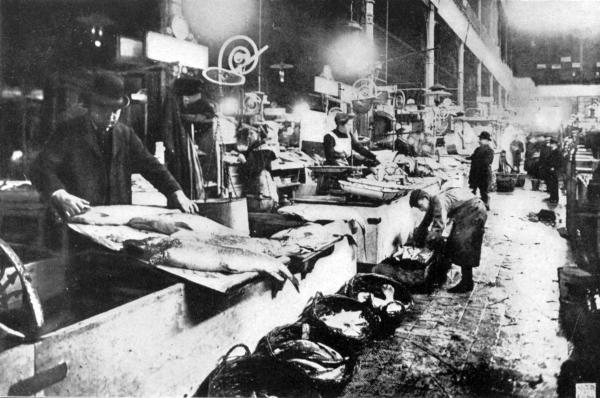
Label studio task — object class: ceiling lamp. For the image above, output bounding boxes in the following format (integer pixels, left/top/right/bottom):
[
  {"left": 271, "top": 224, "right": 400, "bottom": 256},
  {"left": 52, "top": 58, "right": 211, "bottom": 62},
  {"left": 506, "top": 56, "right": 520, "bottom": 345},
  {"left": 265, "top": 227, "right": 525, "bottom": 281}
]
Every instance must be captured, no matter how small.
[{"left": 270, "top": 62, "right": 294, "bottom": 83}]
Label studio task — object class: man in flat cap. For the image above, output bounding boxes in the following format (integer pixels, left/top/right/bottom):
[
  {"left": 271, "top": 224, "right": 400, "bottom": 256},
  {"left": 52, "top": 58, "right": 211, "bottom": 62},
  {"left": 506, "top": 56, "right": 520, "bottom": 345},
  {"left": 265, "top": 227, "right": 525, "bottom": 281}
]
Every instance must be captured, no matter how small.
[
  {"left": 323, "top": 112, "right": 379, "bottom": 167},
  {"left": 32, "top": 71, "right": 198, "bottom": 218}
]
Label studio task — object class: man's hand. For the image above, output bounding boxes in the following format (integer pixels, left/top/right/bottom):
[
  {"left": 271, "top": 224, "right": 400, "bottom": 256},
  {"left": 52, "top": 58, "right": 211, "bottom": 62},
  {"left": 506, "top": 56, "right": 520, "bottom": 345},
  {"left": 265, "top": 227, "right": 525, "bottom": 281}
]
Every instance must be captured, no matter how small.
[
  {"left": 51, "top": 189, "right": 90, "bottom": 218},
  {"left": 168, "top": 190, "right": 198, "bottom": 214}
]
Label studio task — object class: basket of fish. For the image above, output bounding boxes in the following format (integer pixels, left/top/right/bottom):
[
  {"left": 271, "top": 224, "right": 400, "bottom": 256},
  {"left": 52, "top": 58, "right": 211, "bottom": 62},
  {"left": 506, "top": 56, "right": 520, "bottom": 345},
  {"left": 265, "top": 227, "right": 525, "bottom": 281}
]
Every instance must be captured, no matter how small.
[
  {"left": 381, "top": 246, "right": 436, "bottom": 288},
  {"left": 253, "top": 327, "right": 352, "bottom": 390},
  {"left": 204, "top": 344, "right": 321, "bottom": 398},
  {"left": 299, "top": 293, "right": 380, "bottom": 349},
  {"left": 337, "top": 273, "right": 414, "bottom": 325}
]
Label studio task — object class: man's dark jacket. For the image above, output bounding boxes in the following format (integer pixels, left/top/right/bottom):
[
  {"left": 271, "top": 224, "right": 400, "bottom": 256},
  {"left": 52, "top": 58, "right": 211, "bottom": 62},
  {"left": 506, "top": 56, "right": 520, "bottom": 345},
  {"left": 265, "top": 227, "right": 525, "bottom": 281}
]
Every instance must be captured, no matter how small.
[
  {"left": 468, "top": 145, "right": 494, "bottom": 188},
  {"left": 31, "top": 115, "right": 181, "bottom": 205}
]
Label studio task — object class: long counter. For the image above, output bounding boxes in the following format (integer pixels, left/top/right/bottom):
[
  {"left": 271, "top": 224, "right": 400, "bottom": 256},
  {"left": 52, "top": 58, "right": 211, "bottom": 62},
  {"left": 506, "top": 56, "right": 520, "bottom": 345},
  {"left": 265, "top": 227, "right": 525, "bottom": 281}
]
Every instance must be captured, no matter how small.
[
  {"left": 290, "top": 177, "right": 447, "bottom": 264},
  {"left": 0, "top": 237, "right": 355, "bottom": 396}
]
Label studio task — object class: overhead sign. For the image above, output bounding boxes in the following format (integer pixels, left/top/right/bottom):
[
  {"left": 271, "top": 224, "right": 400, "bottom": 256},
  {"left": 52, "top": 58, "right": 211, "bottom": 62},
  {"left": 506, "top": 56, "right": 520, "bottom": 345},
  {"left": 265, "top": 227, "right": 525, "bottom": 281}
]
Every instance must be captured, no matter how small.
[
  {"left": 572, "top": 62, "right": 582, "bottom": 68},
  {"left": 551, "top": 64, "right": 562, "bottom": 70},
  {"left": 536, "top": 64, "right": 547, "bottom": 70},
  {"left": 560, "top": 56, "right": 572, "bottom": 63},
  {"left": 146, "top": 31, "right": 209, "bottom": 69},
  {"left": 314, "top": 76, "right": 339, "bottom": 97},
  {"left": 339, "top": 83, "right": 358, "bottom": 103}
]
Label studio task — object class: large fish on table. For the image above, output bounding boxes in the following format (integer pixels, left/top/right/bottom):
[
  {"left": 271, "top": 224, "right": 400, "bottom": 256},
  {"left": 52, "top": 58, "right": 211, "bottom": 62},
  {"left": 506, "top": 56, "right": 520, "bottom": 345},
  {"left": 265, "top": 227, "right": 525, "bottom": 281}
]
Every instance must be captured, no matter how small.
[
  {"left": 128, "top": 213, "right": 246, "bottom": 236},
  {"left": 170, "top": 231, "right": 302, "bottom": 258},
  {"left": 69, "top": 205, "right": 178, "bottom": 226},
  {"left": 124, "top": 237, "right": 299, "bottom": 290}
]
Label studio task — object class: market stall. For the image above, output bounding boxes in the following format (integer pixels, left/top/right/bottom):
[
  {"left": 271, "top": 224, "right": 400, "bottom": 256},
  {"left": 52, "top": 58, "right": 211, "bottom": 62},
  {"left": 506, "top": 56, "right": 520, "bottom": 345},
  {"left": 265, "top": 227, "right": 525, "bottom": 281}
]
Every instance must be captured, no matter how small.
[{"left": 0, "top": 207, "right": 356, "bottom": 396}]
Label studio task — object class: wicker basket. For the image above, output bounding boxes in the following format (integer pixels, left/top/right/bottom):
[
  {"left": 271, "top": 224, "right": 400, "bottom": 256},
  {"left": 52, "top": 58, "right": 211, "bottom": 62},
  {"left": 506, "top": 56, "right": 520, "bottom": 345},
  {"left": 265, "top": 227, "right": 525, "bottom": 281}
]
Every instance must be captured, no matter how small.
[
  {"left": 205, "top": 344, "right": 321, "bottom": 398},
  {"left": 299, "top": 293, "right": 381, "bottom": 349},
  {"left": 337, "top": 273, "right": 414, "bottom": 324},
  {"left": 496, "top": 173, "right": 517, "bottom": 192}
]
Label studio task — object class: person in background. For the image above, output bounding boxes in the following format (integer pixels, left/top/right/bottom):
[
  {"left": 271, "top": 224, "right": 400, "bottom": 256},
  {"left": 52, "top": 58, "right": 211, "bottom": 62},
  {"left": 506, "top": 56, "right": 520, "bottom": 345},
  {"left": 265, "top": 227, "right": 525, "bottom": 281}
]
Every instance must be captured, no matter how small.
[
  {"left": 323, "top": 112, "right": 379, "bottom": 167},
  {"left": 468, "top": 131, "right": 494, "bottom": 210},
  {"left": 31, "top": 71, "right": 197, "bottom": 218},
  {"left": 498, "top": 150, "right": 510, "bottom": 173},
  {"left": 409, "top": 187, "right": 488, "bottom": 293},
  {"left": 538, "top": 136, "right": 552, "bottom": 185},
  {"left": 510, "top": 138, "right": 525, "bottom": 173},
  {"left": 544, "top": 138, "right": 562, "bottom": 204},
  {"left": 237, "top": 124, "right": 279, "bottom": 212},
  {"left": 395, "top": 128, "right": 417, "bottom": 157}
]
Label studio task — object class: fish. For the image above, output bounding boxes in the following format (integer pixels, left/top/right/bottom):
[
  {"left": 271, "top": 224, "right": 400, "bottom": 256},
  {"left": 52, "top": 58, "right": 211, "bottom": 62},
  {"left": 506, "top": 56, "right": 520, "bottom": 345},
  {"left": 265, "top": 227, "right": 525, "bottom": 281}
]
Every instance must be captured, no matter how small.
[
  {"left": 272, "top": 340, "right": 344, "bottom": 366},
  {"left": 312, "top": 364, "right": 347, "bottom": 382},
  {"left": 287, "top": 358, "right": 329, "bottom": 374},
  {"left": 278, "top": 204, "right": 366, "bottom": 232},
  {"left": 126, "top": 237, "right": 299, "bottom": 291},
  {"left": 70, "top": 205, "right": 177, "bottom": 225},
  {"left": 270, "top": 223, "right": 336, "bottom": 252},
  {"left": 319, "top": 310, "right": 369, "bottom": 338},
  {"left": 127, "top": 213, "right": 246, "bottom": 236},
  {"left": 287, "top": 359, "right": 347, "bottom": 383}
]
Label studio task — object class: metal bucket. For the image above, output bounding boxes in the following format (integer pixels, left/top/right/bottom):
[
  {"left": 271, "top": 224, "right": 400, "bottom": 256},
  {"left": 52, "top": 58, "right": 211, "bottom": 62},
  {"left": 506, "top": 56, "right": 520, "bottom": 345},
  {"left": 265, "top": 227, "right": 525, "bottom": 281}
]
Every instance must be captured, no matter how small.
[{"left": 195, "top": 197, "right": 249, "bottom": 234}]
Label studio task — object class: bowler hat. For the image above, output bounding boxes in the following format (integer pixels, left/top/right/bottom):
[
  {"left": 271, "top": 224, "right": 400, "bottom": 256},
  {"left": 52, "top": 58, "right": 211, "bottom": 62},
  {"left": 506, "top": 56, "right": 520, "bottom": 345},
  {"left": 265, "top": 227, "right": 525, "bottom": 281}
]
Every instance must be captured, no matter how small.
[
  {"left": 479, "top": 131, "right": 491, "bottom": 141},
  {"left": 334, "top": 112, "right": 355, "bottom": 125},
  {"left": 88, "top": 71, "right": 130, "bottom": 109}
]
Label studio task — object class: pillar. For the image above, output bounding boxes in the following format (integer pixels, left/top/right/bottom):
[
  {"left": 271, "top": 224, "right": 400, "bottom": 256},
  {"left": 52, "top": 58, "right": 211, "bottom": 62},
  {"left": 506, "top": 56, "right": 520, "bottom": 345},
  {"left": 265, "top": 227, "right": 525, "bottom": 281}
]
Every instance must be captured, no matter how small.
[
  {"left": 476, "top": 61, "right": 482, "bottom": 98},
  {"left": 477, "top": 0, "right": 482, "bottom": 20},
  {"left": 365, "top": 0, "right": 375, "bottom": 43},
  {"left": 489, "top": 74, "right": 494, "bottom": 101},
  {"left": 425, "top": 3, "right": 436, "bottom": 105},
  {"left": 457, "top": 40, "right": 465, "bottom": 108}
]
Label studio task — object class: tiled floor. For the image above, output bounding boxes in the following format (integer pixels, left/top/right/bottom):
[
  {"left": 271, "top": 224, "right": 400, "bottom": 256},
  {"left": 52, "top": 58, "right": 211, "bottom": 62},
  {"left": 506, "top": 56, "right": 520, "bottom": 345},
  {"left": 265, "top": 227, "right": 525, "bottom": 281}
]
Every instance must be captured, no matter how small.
[{"left": 342, "top": 185, "right": 575, "bottom": 397}]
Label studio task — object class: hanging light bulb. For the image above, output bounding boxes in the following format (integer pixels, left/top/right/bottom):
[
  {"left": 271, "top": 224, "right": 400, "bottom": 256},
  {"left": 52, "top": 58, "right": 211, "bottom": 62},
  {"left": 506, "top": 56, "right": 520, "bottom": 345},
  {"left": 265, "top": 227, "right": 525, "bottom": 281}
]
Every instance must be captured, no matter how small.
[{"left": 279, "top": 69, "right": 285, "bottom": 83}]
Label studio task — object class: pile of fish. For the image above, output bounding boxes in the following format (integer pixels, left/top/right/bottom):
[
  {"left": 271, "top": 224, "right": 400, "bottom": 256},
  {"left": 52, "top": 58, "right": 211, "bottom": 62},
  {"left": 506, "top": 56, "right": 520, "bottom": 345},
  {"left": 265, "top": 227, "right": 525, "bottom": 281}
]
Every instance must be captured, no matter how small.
[
  {"left": 67, "top": 207, "right": 343, "bottom": 290},
  {"left": 200, "top": 273, "right": 414, "bottom": 397}
]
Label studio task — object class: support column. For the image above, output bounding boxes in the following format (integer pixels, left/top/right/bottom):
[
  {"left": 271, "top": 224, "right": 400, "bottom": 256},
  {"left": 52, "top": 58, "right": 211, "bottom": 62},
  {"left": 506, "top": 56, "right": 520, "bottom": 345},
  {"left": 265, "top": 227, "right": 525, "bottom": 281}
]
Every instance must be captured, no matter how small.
[
  {"left": 477, "top": 0, "right": 482, "bottom": 20},
  {"left": 425, "top": 3, "right": 436, "bottom": 105},
  {"left": 476, "top": 61, "right": 482, "bottom": 98},
  {"left": 365, "top": 0, "right": 375, "bottom": 43},
  {"left": 457, "top": 40, "right": 465, "bottom": 108},
  {"left": 489, "top": 74, "right": 494, "bottom": 101}
]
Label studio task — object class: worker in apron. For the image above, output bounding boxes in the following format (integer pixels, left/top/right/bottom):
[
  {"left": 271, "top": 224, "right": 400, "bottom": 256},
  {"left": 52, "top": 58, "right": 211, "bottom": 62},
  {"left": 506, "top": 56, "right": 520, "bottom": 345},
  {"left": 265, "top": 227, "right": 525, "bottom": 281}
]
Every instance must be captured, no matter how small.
[
  {"left": 323, "top": 112, "right": 379, "bottom": 167},
  {"left": 409, "top": 187, "right": 488, "bottom": 293},
  {"left": 237, "top": 124, "right": 279, "bottom": 212}
]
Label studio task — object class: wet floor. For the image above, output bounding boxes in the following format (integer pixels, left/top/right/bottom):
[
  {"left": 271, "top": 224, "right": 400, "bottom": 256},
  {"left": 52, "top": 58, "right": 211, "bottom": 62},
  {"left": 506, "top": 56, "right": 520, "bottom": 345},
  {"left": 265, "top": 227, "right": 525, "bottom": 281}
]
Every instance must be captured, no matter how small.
[{"left": 342, "top": 183, "right": 580, "bottom": 397}]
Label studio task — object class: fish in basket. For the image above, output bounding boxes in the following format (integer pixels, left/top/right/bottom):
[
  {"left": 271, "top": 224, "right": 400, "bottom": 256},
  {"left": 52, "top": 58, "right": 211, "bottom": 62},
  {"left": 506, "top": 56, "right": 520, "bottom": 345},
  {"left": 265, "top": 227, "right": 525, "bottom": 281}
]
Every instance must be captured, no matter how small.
[
  {"left": 338, "top": 178, "right": 410, "bottom": 201},
  {"left": 373, "top": 246, "right": 438, "bottom": 291},
  {"left": 298, "top": 293, "right": 381, "bottom": 352},
  {"left": 201, "top": 344, "right": 321, "bottom": 398},
  {"left": 337, "top": 273, "right": 414, "bottom": 326}
]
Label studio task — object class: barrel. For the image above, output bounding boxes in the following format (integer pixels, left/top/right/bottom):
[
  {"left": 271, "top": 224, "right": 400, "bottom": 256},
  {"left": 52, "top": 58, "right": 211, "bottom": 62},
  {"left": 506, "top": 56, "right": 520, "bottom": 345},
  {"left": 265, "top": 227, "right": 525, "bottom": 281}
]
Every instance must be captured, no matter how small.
[{"left": 194, "top": 197, "right": 249, "bottom": 234}]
